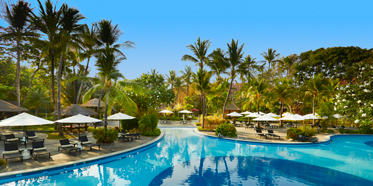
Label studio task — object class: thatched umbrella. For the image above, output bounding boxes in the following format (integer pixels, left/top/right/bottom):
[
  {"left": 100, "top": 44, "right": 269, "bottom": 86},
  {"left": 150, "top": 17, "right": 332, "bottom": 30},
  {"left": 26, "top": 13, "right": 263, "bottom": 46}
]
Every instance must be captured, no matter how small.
[
  {"left": 52, "top": 104, "right": 98, "bottom": 133},
  {"left": 81, "top": 98, "right": 104, "bottom": 108},
  {"left": 0, "top": 99, "right": 28, "bottom": 112},
  {"left": 52, "top": 104, "right": 98, "bottom": 116}
]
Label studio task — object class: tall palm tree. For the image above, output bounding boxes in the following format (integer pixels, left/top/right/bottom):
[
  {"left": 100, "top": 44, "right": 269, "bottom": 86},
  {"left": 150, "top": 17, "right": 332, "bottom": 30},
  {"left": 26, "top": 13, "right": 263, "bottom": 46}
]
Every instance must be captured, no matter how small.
[
  {"left": 272, "top": 79, "right": 293, "bottom": 126},
  {"left": 180, "top": 65, "right": 193, "bottom": 97},
  {"left": 239, "top": 55, "right": 259, "bottom": 81},
  {"left": 173, "top": 77, "right": 184, "bottom": 103},
  {"left": 261, "top": 48, "right": 280, "bottom": 70},
  {"left": 222, "top": 39, "right": 245, "bottom": 119},
  {"left": 278, "top": 54, "right": 298, "bottom": 77},
  {"left": 193, "top": 69, "right": 212, "bottom": 129},
  {"left": 76, "top": 24, "right": 97, "bottom": 104},
  {"left": 1, "top": 0, "right": 36, "bottom": 106},
  {"left": 56, "top": 4, "right": 85, "bottom": 136},
  {"left": 208, "top": 48, "right": 228, "bottom": 83},
  {"left": 30, "top": 0, "right": 62, "bottom": 111},
  {"left": 166, "top": 70, "right": 176, "bottom": 90},
  {"left": 304, "top": 73, "right": 328, "bottom": 124},
  {"left": 247, "top": 79, "right": 268, "bottom": 115},
  {"left": 181, "top": 37, "right": 211, "bottom": 70}
]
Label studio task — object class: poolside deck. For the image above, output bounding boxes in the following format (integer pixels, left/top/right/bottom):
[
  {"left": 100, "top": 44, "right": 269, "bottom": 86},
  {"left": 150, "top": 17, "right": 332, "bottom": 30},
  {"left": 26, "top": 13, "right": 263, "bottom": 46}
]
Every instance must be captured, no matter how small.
[{"left": 0, "top": 128, "right": 156, "bottom": 173}]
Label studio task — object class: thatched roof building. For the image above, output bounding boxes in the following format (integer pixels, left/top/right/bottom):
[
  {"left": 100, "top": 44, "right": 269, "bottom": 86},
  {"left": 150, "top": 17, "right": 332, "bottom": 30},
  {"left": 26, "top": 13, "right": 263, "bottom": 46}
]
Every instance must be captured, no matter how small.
[
  {"left": 0, "top": 100, "right": 28, "bottom": 112},
  {"left": 81, "top": 98, "right": 104, "bottom": 108},
  {"left": 52, "top": 104, "right": 98, "bottom": 116}
]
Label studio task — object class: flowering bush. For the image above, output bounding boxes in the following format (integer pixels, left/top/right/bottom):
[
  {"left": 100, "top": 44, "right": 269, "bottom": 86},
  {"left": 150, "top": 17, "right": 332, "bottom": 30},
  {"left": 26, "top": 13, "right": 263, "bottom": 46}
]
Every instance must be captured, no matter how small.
[
  {"left": 215, "top": 123, "right": 237, "bottom": 137},
  {"left": 335, "top": 63, "right": 373, "bottom": 133},
  {"left": 92, "top": 128, "right": 119, "bottom": 143},
  {"left": 286, "top": 128, "right": 302, "bottom": 140}
]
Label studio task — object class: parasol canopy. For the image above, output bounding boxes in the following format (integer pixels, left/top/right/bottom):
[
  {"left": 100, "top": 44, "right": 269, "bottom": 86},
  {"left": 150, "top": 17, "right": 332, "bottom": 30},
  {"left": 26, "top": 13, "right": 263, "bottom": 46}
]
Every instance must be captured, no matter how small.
[
  {"left": 0, "top": 112, "right": 54, "bottom": 126},
  {"left": 227, "top": 112, "right": 243, "bottom": 117},
  {"left": 159, "top": 110, "right": 173, "bottom": 114},
  {"left": 246, "top": 113, "right": 261, "bottom": 118},
  {"left": 265, "top": 113, "right": 280, "bottom": 117},
  {"left": 279, "top": 114, "right": 305, "bottom": 121},
  {"left": 55, "top": 114, "right": 102, "bottom": 123},
  {"left": 253, "top": 115, "right": 279, "bottom": 121},
  {"left": 179, "top": 110, "right": 193, "bottom": 114},
  {"left": 108, "top": 113, "right": 135, "bottom": 120},
  {"left": 240, "top": 111, "right": 252, "bottom": 115}
]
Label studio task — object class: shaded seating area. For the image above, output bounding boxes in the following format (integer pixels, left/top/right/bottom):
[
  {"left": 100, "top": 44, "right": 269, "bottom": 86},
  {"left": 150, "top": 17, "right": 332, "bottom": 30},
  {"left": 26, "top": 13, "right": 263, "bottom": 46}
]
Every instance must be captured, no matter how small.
[
  {"left": 32, "top": 141, "right": 50, "bottom": 160},
  {"left": 26, "top": 131, "right": 39, "bottom": 141},
  {"left": 79, "top": 135, "right": 100, "bottom": 150},
  {"left": 255, "top": 129, "right": 266, "bottom": 139},
  {"left": 267, "top": 130, "right": 281, "bottom": 140},
  {"left": 58, "top": 139, "right": 81, "bottom": 154},
  {"left": 2, "top": 143, "right": 23, "bottom": 162}
]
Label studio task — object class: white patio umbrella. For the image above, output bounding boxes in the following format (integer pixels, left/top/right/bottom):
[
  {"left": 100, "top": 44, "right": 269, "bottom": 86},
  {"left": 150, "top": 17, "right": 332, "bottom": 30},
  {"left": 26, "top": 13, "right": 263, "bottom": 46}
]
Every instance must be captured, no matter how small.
[
  {"left": 265, "top": 113, "right": 280, "bottom": 117},
  {"left": 179, "top": 110, "right": 193, "bottom": 114},
  {"left": 282, "top": 112, "right": 293, "bottom": 117},
  {"left": 246, "top": 113, "right": 261, "bottom": 118},
  {"left": 279, "top": 114, "right": 305, "bottom": 121},
  {"left": 253, "top": 115, "right": 279, "bottom": 121},
  {"left": 227, "top": 112, "right": 243, "bottom": 117},
  {"left": 0, "top": 112, "right": 54, "bottom": 159},
  {"left": 240, "top": 111, "right": 251, "bottom": 115},
  {"left": 258, "top": 111, "right": 265, "bottom": 115},
  {"left": 333, "top": 114, "right": 342, "bottom": 118},
  {"left": 0, "top": 112, "right": 54, "bottom": 126},
  {"left": 159, "top": 110, "right": 173, "bottom": 114},
  {"left": 55, "top": 114, "right": 102, "bottom": 137},
  {"left": 302, "top": 114, "right": 320, "bottom": 120},
  {"left": 108, "top": 113, "right": 135, "bottom": 129}
]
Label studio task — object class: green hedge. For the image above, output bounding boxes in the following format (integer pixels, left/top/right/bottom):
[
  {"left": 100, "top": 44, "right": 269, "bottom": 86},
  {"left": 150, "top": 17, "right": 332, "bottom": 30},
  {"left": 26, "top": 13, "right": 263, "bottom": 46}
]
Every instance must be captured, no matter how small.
[
  {"left": 215, "top": 123, "right": 237, "bottom": 137},
  {"left": 92, "top": 128, "right": 118, "bottom": 143},
  {"left": 139, "top": 114, "right": 161, "bottom": 136},
  {"left": 121, "top": 119, "right": 139, "bottom": 132}
]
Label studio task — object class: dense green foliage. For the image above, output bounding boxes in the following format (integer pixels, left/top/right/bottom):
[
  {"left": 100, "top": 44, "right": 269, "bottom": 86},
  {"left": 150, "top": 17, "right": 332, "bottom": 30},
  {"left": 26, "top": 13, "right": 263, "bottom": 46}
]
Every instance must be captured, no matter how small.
[
  {"left": 215, "top": 123, "right": 237, "bottom": 137},
  {"left": 138, "top": 114, "right": 160, "bottom": 136},
  {"left": 286, "top": 126, "right": 316, "bottom": 140},
  {"left": 121, "top": 119, "right": 139, "bottom": 132},
  {"left": 92, "top": 128, "right": 119, "bottom": 143}
]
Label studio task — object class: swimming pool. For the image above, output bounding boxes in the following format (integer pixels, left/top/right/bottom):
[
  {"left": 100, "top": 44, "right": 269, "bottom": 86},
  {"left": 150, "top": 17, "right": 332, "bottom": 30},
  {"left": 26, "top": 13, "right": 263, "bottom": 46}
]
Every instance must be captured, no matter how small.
[{"left": 1, "top": 128, "right": 373, "bottom": 185}]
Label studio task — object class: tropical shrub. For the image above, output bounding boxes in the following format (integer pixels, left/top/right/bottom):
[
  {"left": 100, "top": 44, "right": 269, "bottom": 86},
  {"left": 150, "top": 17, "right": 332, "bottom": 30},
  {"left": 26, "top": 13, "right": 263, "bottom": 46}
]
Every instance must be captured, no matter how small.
[
  {"left": 215, "top": 123, "right": 237, "bottom": 137},
  {"left": 320, "top": 129, "right": 335, "bottom": 133},
  {"left": 139, "top": 114, "right": 160, "bottom": 136},
  {"left": 200, "top": 115, "right": 227, "bottom": 129},
  {"left": 142, "top": 128, "right": 161, "bottom": 136},
  {"left": 338, "top": 128, "right": 346, "bottom": 134},
  {"left": 286, "top": 128, "right": 302, "bottom": 140},
  {"left": 197, "top": 126, "right": 212, "bottom": 131},
  {"left": 195, "top": 123, "right": 201, "bottom": 126},
  {"left": 298, "top": 125, "right": 317, "bottom": 137},
  {"left": 335, "top": 62, "right": 373, "bottom": 134},
  {"left": 0, "top": 159, "right": 7, "bottom": 167},
  {"left": 92, "top": 128, "right": 118, "bottom": 143},
  {"left": 121, "top": 119, "right": 139, "bottom": 132}
]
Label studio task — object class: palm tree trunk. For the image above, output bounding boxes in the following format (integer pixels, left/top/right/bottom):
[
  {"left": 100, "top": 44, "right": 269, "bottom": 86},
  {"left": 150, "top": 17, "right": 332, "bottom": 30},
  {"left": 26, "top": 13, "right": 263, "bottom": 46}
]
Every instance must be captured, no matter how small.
[
  {"left": 57, "top": 51, "right": 64, "bottom": 136},
  {"left": 97, "top": 88, "right": 103, "bottom": 120},
  {"left": 186, "top": 83, "right": 189, "bottom": 97},
  {"left": 104, "top": 87, "right": 109, "bottom": 130},
  {"left": 50, "top": 48, "right": 57, "bottom": 129},
  {"left": 312, "top": 94, "right": 316, "bottom": 125},
  {"left": 16, "top": 39, "right": 21, "bottom": 107},
  {"left": 280, "top": 101, "right": 283, "bottom": 127},
  {"left": 249, "top": 102, "right": 252, "bottom": 124},
  {"left": 223, "top": 77, "right": 234, "bottom": 119},
  {"left": 202, "top": 95, "right": 205, "bottom": 129},
  {"left": 76, "top": 57, "right": 91, "bottom": 104},
  {"left": 257, "top": 98, "right": 260, "bottom": 128}
]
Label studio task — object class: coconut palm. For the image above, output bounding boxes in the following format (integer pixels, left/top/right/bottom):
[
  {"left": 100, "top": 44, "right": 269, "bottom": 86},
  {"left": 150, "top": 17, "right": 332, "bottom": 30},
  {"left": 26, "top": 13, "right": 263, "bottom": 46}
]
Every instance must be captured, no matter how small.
[
  {"left": 222, "top": 39, "right": 245, "bottom": 119},
  {"left": 56, "top": 4, "right": 85, "bottom": 135},
  {"left": 272, "top": 79, "right": 293, "bottom": 126},
  {"left": 166, "top": 70, "right": 176, "bottom": 90},
  {"left": 24, "top": 86, "right": 51, "bottom": 115},
  {"left": 193, "top": 69, "right": 212, "bottom": 129},
  {"left": 29, "top": 0, "right": 62, "bottom": 110},
  {"left": 239, "top": 55, "right": 260, "bottom": 81},
  {"left": 76, "top": 24, "right": 97, "bottom": 104},
  {"left": 304, "top": 73, "right": 329, "bottom": 124},
  {"left": 180, "top": 65, "right": 193, "bottom": 97},
  {"left": 181, "top": 37, "right": 211, "bottom": 70},
  {"left": 0, "top": 1, "right": 37, "bottom": 106},
  {"left": 261, "top": 48, "right": 280, "bottom": 70},
  {"left": 278, "top": 54, "right": 298, "bottom": 77},
  {"left": 174, "top": 77, "right": 184, "bottom": 103},
  {"left": 247, "top": 79, "right": 268, "bottom": 114},
  {"left": 208, "top": 48, "right": 228, "bottom": 82}
]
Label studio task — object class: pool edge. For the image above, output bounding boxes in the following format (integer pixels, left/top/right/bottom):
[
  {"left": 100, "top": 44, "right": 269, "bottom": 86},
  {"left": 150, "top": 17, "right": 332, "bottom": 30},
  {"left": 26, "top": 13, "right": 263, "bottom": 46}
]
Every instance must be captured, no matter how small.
[{"left": 0, "top": 130, "right": 165, "bottom": 179}]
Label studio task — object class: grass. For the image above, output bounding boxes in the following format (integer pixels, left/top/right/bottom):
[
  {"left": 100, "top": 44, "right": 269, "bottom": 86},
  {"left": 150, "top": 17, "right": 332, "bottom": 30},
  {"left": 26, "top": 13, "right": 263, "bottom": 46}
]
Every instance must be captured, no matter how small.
[
  {"left": 43, "top": 132, "right": 76, "bottom": 140},
  {"left": 11, "top": 124, "right": 56, "bottom": 132}
]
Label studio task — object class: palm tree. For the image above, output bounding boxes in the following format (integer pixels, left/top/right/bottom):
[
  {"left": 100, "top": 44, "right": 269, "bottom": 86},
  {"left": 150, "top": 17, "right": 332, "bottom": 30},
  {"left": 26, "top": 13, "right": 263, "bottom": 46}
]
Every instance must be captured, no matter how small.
[
  {"left": 193, "top": 69, "right": 212, "bottom": 129},
  {"left": 76, "top": 24, "right": 97, "bottom": 104},
  {"left": 222, "top": 39, "right": 245, "bottom": 119},
  {"left": 278, "top": 54, "right": 298, "bottom": 77},
  {"left": 24, "top": 86, "right": 51, "bottom": 115},
  {"left": 208, "top": 48, "right": 228, "bottom": 83},
  {"left": 272, "top": 79, "right": 293, "bottom": 126},
  {"left": 247, "top": 79, "right": 268, "bottom": 115},
  {"left": 304, "top": 73, "right": 328, "bottom": 124},
  {"left": 56, "top": 4, "right": 85, "bottom": 136},
  {"left": 239, "top": 55, "right": 259, "bottom": 81},
  {"left": 261, "top": 48, "right": 280, "bottom": 70},
  {"left": 180, "top": 65, "right": 193, "bottom": 97},
  {"left": 173, "top": 77, "right": 184, "bottom": 103},
  {"left": 166, "top": 70, "right": 176, "bottom": 90},
  {"left": 1, "top": 1, "right": 36, "bottom": 106},
  {"left": 181, "top": 37, "right": 211, "bottom": 70},
  {"left": 29, "top": 0, "right": 62, "bottom": 111}
]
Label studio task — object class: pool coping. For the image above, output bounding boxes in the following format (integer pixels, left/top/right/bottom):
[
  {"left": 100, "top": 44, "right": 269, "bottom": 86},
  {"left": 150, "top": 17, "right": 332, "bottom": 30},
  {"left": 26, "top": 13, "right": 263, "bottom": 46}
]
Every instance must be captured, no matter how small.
[{"left": 0, "top": 130, "right": 165, "bottom": 179}]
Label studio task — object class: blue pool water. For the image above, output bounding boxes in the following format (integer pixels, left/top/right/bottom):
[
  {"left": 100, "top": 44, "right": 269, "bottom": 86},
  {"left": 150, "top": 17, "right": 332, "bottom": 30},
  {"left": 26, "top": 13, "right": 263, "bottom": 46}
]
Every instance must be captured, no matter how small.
[{"left": 1, "top": 128, "right": 373, "bottom": 186}]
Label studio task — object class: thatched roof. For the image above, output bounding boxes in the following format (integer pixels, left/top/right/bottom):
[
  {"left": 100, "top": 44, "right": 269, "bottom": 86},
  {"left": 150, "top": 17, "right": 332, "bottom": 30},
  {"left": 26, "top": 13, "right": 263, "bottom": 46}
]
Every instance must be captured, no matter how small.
[
  {"left": 52, "top": 104, "right": 98, "bottom": 116},
  {"left": 81, "top": 98, "right": 104, "bottom": 108},
  {"left": 0, "top": 100, "right": 28, "bottom": 112},
  {"left": 224, "top": 103, "right": 241, "bottom": 111}
]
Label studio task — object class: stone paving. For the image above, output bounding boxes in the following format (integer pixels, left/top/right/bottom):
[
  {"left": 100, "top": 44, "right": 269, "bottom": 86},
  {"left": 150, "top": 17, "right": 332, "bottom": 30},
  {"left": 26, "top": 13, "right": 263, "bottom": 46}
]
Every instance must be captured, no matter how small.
[{"left": 0, "top": 127, "right": 156, "bottom": 173}]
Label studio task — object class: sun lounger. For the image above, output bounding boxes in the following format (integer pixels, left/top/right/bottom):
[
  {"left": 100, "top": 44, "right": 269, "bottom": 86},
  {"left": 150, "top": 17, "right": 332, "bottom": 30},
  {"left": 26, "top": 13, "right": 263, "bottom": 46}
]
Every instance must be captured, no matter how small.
[
  {"left": 4, "top": 134, "right": 21, "bottom": 144},
  {"left": 32, "top": 141, "right": 50, "bottom": 160},
  {"left": 26, "top": 131, "right": 39, "bottom": 141},
  {"left": 58, "top": 139, "right": 81, "bottom": 154},
  {"left": 255, "top": 129, "right": 266, "bottom": 139},
  {"left": 79, "top": 135, "right": 100, "bottom": 150},
  {"left": 118, "top": 133, "right": 133, "bottom": 141},
  {"left": 2, "top": 143, "right": 22, "bottom": 162},
  {"left": 267, "top": 130, "right": 280, "bottom": 140},
  {"left": 121, "top": 130, "right": 141, "bottom": 139}
]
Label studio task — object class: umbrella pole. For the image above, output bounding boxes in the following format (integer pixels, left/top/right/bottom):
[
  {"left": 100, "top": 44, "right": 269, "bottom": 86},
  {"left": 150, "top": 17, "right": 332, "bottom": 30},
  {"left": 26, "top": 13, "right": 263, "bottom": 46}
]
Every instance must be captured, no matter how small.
[{"left": 78, "top": 123, "right": 80, "bottom": 138}]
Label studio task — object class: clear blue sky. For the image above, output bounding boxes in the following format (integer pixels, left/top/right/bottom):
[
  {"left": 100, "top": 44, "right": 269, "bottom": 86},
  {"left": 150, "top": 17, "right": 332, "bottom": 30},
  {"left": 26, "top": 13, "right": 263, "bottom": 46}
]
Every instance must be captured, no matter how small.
[{"left": 2, "top": 0, "right": 373, "bottom": 79}]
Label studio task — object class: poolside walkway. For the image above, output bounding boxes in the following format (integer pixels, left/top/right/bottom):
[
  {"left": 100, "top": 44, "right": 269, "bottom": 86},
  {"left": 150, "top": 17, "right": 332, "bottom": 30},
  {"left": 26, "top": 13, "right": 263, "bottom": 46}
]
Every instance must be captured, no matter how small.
[{"left": 0, "top": 128, "right": 156, "bottom": 173}]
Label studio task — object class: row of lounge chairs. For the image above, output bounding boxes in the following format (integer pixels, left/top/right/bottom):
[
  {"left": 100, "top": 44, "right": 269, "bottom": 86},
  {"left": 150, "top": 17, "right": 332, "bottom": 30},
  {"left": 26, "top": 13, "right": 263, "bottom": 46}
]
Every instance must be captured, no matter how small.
[
  {"left": 255, "top": 129, "right": 281, "bottom": 140},
  {"left": 118, "top": 130, "right": 140, "bottom": 141}
]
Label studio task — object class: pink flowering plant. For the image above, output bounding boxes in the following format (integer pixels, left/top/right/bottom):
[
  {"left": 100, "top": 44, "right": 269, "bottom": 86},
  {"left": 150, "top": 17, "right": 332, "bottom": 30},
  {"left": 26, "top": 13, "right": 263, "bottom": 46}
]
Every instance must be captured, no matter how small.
[
  {"left": 335, "top": 63, "right": 373, "bottom": 133},
  {"left": 92, "top": 127, "right": 119, "bottom": 143}
]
